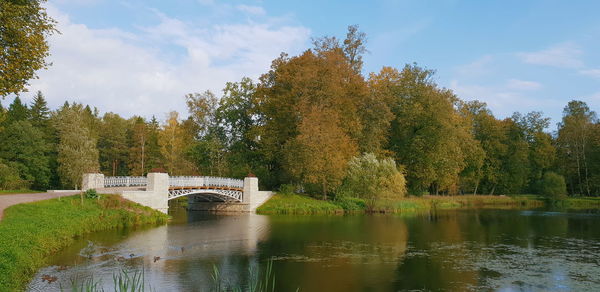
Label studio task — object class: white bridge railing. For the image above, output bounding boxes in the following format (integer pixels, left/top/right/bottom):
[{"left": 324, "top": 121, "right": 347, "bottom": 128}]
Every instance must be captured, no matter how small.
[
  {"left": 104, "top": 176, "right": 147, "bottom": 188},
  {"left": 169, "top": 176, "right": 244, "bottom": 189},
  {"left": 103, "top": 176, "right": 244, "bottom": 189}
]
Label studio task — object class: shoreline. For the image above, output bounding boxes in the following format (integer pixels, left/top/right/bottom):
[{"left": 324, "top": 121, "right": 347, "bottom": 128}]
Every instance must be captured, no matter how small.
[
  {"left": 257, "top": 193, "right": 600, "bottom": 215},
  {"left": 0, "top": 194, "right": 168, "bottom": 291}
]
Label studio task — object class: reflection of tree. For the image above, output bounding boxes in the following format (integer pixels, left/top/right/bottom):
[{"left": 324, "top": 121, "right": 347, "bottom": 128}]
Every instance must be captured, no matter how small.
[{"left": 261, "top": 216, "right": 408, "bottom": 291}]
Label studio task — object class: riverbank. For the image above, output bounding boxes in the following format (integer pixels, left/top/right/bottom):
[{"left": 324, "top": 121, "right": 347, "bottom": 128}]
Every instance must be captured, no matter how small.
[
  {"left": 257, "top": 193, "right": 549, "bottom": 215},
  {"left": 0, "top": 194, "right": 168, "bottom": 291}
]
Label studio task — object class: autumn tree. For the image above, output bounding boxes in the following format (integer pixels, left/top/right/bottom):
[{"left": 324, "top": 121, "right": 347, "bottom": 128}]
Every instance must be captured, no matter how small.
[
  {"left": 256, "top": 36, "right": 368, "bottom": 186},
  {"left": 284, "top": 106, "right": 357, "bottom": 199},
  {"left": 0, "top": 0, "right": 56, "bottom": 97}
]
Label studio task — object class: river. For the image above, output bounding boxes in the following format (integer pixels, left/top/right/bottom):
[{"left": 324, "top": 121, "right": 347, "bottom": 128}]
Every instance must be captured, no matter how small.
[{"left": 28, "top": 206, "right": 600, "bottom": 291}]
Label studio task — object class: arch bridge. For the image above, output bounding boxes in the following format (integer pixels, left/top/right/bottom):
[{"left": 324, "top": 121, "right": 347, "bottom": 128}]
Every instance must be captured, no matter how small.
[
  {"left": 83, "top": 173, "right": 272, "bottom": 213},
  {"left": 103, "top": 176, "right": 245, "bottom": 202}
]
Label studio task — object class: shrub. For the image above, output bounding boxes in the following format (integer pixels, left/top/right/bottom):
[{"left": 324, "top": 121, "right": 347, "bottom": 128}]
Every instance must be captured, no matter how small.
[
  {"left": 84, "top": 188, "right": 99, "bottom": 199},
  {"left": 278, "top": 184, "right": 296, "bottom": 195},
  {"left": 0, "top": 161, "right": 28, "bottom": 190},
  {"left": 539, "top": 172, "right": 567, "bottom": 199},
  {"left": 340, "top": 153, "right": 407, "bottom": 211}
]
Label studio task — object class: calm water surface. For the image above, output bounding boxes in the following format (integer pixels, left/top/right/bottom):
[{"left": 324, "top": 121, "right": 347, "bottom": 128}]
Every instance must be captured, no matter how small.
[{"left": 28, "top": 207, "right": 600, "bottom": 291}]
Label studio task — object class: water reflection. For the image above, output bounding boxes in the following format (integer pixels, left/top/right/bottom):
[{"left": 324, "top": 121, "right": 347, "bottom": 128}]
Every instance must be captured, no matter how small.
[{"left": 28, "top": 209, "right": 600, "bottom": 291}]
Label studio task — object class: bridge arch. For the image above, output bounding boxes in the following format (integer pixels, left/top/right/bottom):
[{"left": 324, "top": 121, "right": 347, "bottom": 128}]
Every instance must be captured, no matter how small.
[{"left": 168, "top": 189, "right": 243, "bottom": 202}]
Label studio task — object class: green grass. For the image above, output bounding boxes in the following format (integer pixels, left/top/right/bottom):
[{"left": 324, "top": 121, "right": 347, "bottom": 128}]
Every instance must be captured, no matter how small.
[
  {"left": 554, "top": 196, "right": 600, "bottom": 209},
  {"left": 373, "top": 195, "right": 545, "bottom": 214},
  {"left": 0, "top": 194, "right": 168, "bottom": 291},
  {"left": 257, "top": 193, "right": 546, "bottom": 215},
  {"left": 257, "top": 193, "right": 343, "bottom": 214},
  {"left": 0, "top": 189, "right": 45, "bottom": 195}
]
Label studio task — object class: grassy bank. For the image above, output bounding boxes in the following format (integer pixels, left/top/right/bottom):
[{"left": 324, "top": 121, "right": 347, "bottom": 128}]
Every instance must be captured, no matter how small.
[
  {"left": 555, "top": 196, "right": 600, "bottom": 209},
  {"left": 0, "top": 194, "right": 168, "bottom": 291},
  {"left": 257, "top": 193, "right": 344, "bottom": 214},
  {"left": 257, "top": 193, "right": 545, "bottom": 215}
]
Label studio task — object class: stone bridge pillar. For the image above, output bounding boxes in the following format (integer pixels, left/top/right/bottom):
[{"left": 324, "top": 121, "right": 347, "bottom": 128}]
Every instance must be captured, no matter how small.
[
  {"left": 82, "top": 173, "right": 104, "bottom": 191},
  {"left": 121, "top": 172, "right": 169, "bottom": 214},
  {"left": 243, "top": 176, "right": 273, "bottom": 211},
  {"left": 243, "top": 176, "right": 258, "bottom": 204}
]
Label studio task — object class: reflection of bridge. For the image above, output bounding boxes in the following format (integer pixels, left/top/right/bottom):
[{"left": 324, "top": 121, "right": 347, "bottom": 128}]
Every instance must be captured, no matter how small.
[{"left": 83, "top": 173, "right": 273, "bottom": 213}]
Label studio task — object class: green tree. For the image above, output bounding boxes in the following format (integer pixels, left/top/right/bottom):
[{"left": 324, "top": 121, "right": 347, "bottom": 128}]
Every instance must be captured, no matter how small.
[
  {"left": 0, "top": 159, "right": 26, "bottom": 190},
  {"left": 0, "top": 0, "right": 57, "bottom": 97},
  {"left": 6, "top": 96, "right": 29, "bottom": 123},
  {"left": 98, "top": 113, "right": 130, "bottom": 176},
  {"left": 29, "top": 90, "right": 50, "bottom": 128},
  {"left": 216, "top": 77, "right": 262, "bottom": 178},
  {"left": 556, "top": 100, "right": 597, "bottom": 196},
  {"left": 55, "top": 108, "right": 100, "bottom": 189},
  {"left": 539, "top": 171, "right": 567, "bottom": 199},
  {"left": 145, "top": 116, "right": 164, "bottom": 171},
  {"left": 159, "top": 111, "right": 195, "bottom": 175},
  {"left": 342, "top": 153, "right": 407, "bottom": 210},
  {"left": 128, "top": 117, "right": 148, "bottom": 176},
  {"left": 387, "top": 64, "right": 474, "bottom": 195},
  {"left": 0, "top": 121, "right": 50, "bottom": 189},
  {"left": 512, "top": 111, "right": 556, "bottom": 193}
]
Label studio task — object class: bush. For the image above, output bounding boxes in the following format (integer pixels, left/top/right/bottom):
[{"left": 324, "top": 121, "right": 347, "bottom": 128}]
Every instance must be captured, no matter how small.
[
  {"left": 340, "top": 153, "right": 407, "bottom": 211},
  {"left": 539, "top": 172, "right": 567, "bottom": 199},
  {"left": 0, "top": 161, "right": 28, "bottom": 190},
  {"left": 84, "top": 188, "right": 99, "bottom": 199},
  {"left": 278, "top": 184, "right": 296, "bottom": 195}
]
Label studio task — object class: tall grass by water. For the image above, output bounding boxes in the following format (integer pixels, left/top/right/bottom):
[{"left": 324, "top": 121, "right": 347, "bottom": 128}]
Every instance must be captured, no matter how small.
[
  {"left": 0, "top": 194, "right": 168, "bottom": 291},
  {"left": 257, "top": 193, "right": 546, "bottom": 215},
  {"left": 63, "top": 260, "right": 284, "bottom": 292}
]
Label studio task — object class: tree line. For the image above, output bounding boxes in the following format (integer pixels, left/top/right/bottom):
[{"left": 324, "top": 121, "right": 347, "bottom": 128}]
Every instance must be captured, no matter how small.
[{"left": 0, "top": 26, "right": 598, "bottom": 198}]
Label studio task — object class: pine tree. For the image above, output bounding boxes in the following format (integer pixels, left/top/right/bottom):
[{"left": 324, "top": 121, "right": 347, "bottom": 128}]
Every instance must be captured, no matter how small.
[
  {"left": 29, "top": 91, "right": 50, "bottom": 128},
  {"left": 7, "top": 96, "right": 29, "bottom": 123}
]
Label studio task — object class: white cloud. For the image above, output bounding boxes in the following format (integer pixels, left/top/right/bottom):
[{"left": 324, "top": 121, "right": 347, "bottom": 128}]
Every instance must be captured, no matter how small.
[
  {"left": 449, "top": 80, "right": 561, "bottom": 118},
  {"left": 26, "top": 4, "right": 310, "bottom": 120},
  {"left": 517, "top": 42, "right": 583, "bottom": 68},
  {"left": 236, "top": 5, "right": 266, "bottom": 16},
  {"left": 506, "top": 79, "right": 542, "bottom": 91},
  {"left": 580, "top": 69, "right": 600, "bottom": 79}
]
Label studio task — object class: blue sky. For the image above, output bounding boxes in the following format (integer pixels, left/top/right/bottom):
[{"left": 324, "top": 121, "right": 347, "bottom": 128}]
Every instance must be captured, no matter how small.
[{"left": 15, "top": 0, "right": 600, "bottom": 127}]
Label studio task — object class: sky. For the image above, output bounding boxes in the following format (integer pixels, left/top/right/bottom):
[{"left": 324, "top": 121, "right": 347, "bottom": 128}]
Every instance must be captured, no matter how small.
[{"left": 7, "top": 0, "right": 600, "bottom": 127}]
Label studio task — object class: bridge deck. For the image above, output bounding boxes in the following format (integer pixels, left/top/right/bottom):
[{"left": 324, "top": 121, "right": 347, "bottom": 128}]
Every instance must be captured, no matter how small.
[{"left": 168, "top": 186, "right": 243, "bottom": 192}]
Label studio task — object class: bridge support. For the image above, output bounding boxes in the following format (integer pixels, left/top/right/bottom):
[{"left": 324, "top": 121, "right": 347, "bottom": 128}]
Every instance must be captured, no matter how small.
[
  {"left": 121, "top": 173, "right": 169, "bottom": 213},
  {"left": 82, "top": 173, "right": 104, "bottom": 191}
]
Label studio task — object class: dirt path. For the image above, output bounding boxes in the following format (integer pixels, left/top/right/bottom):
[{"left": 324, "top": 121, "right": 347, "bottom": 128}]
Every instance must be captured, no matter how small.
[{"left": 0, "top": 192, "right": 80, "bottom": 220}]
